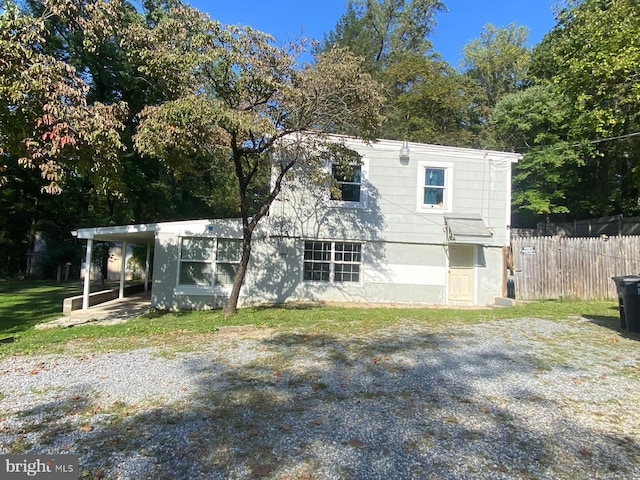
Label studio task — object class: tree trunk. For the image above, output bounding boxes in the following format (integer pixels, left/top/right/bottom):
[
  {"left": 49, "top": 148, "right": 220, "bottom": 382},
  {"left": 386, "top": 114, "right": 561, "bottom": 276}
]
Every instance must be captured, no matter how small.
[
  {"left": 222, "top": 229, "right": 253, "bottom": 317},
  {"left": 222, "top": 149, "right": 295, "bottom": 316}
]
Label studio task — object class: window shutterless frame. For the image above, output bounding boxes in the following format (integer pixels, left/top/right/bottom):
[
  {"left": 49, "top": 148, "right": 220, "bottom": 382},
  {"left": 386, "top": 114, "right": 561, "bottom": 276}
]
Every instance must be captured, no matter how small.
[
  {"left": 177, "top": 237, "right": 242, "bottom": 287},
  {"left": 331, "top": 164, "right": 362, "bottom": 202},
  {"left": 302, "top": 240, "right": 363, "bottom": 284},
  {"left": 178, "top": 237, "right": 214, "bottom": 286},
  {"left": 416, "top": 161, "right": 453, "bottom": 213},
  {"left": 329, "top": 158, "right": 369, "bottom": 208}
]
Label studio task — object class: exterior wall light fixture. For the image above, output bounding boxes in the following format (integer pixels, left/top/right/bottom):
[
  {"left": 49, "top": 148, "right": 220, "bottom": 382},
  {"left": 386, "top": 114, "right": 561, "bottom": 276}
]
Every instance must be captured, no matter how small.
[{"left": 399, "top": 141, "right": 410, "bottom": 164}]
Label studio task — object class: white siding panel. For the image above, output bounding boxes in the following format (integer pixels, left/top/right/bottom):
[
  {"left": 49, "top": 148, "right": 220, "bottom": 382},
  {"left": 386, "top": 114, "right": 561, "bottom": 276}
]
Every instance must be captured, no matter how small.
[{"left": 365, "top": 264, "right": 447, "bottom": 286}]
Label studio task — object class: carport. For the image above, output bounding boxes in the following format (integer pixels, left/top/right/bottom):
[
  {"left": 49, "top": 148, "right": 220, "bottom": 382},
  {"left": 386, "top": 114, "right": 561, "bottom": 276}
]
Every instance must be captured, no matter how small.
[{"left": 72, "top": 223, "right": 157, "bottom": 311}]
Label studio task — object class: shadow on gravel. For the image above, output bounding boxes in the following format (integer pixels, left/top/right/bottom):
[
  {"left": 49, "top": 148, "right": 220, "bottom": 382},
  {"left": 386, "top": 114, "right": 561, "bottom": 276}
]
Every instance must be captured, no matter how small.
[
  {"left": 3, "top": 327, "right": 640, "bottom": 479},
  {"left": 583, "top": 312, "right": 640, "bottom": 341}
]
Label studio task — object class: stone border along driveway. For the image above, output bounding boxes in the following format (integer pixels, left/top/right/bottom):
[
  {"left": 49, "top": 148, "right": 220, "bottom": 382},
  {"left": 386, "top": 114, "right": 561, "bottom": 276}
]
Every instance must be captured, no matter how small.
[{"left": 0, "top": 316, "right": 639, "bottom": 479}]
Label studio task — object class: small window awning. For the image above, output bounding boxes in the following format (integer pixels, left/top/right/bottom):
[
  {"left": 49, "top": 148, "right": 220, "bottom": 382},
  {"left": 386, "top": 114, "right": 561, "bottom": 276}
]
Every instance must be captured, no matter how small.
[{"left": 445, "top": 215, "right": 493, "bottom": 244}]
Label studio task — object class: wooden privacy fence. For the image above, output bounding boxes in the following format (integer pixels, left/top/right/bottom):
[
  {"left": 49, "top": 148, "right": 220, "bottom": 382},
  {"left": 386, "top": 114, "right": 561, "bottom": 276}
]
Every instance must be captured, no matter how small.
[{"left": 511, "top": 236, "right": 640, "bottom": 300}]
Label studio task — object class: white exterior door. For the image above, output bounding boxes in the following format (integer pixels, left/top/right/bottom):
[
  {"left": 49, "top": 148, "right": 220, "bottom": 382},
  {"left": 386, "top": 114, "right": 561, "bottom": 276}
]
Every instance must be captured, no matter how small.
[{"left": 448, "top": 245, "right": 475, "bottom": 303}]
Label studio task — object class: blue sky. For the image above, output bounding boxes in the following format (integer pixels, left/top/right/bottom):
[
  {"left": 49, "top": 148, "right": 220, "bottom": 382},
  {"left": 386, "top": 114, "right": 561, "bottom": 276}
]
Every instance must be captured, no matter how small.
[{"left": 188, "top": 0, "right": 558, "bottom": 68}]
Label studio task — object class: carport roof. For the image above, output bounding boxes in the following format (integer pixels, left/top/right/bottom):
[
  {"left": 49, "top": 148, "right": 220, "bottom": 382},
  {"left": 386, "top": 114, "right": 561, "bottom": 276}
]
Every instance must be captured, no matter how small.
[
  {"left": 72, "top": 223, "right": 158, "bottom": 243},
  {"left": 72, "top": 218, "right": 247, "bottom": 244}
]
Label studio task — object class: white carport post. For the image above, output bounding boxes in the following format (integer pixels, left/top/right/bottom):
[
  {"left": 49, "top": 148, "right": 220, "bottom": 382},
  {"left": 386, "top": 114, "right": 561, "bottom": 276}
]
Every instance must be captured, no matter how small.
[
  {"left": 82, "top": 238, "right": 93, "bottom": 310},
  {"left": 144, "top": 243, "right": 151, "bottom": 292},
  {"left": 119, "top": 241, "right": 127, "bottom": 299}
]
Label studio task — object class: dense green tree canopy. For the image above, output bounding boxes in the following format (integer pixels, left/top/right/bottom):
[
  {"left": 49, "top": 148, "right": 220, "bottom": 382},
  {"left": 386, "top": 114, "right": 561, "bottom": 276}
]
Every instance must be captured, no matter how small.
[
  {"left": 316, "top": 0, "right": 480, "bottom": 145},
  {"left": 382, "top": 52, "right": 476, "bottom": 146},
  {"left": 318, "top": 0, "right": 445, "bottom": 73},
  {"left": 489, "top": 84, "right": 585, "bottom": 221},
  {"left": 462, "top": 23, "right": 531, "bottom": 113},
  {"left": 0, "top": 0, "right": 127, "bottom": 194},
  {"left": 532, "top": 0, "right": 640, "bottom": 136},
  {"left": 527, "top": 0, "right": 640, "bottom": 218},
  {"left": 0, "top": 0, "right": 239, "bottom": 275}
]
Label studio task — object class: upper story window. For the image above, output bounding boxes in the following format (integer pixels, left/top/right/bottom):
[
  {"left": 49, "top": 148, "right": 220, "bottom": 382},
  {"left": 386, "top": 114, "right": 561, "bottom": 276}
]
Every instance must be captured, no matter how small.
[
  {"left": 331, "top": 164, "right": 362, "bottom": 203},
  {"left": 424, "top": 168, "right": 445, "bottom": 206},
  {"left": 417, "top": 161, "right": 453, "bottom": 213},
  {"left": 178, "top": 237, "right": 242, "bottom": 286}
]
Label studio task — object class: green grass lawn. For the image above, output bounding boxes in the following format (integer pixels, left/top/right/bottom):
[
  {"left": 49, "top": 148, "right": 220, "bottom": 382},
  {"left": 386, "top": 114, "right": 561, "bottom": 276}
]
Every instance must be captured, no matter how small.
[
  {"left": 0, "top": 278, "right": 622, "bottom": 357},
  {"left": 0, "top": 279, "right": 84, "bottom": 333}
]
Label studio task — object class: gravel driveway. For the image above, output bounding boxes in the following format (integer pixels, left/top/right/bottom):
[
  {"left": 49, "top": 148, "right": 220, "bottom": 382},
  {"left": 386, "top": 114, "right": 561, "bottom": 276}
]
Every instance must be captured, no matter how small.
[{"left": 1, "top": 316, "right": 639, "bottom": 479}]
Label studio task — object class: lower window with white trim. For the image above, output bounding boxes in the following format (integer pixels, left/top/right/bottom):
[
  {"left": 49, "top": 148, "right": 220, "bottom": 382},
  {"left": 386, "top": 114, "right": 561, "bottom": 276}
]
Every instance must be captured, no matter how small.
[
  {"left": 178, "top": 237, "right": 242, "bottom": 286},
  {"left": 303, "top": 240, "right": 362, "bottom": 283}
]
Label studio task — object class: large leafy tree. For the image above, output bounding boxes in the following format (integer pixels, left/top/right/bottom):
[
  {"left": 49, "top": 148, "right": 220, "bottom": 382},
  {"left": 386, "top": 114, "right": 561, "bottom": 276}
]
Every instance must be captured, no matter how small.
[
  {"left": 530, "top": 0, "right": 640, "bottom": 217},
  {"left": 0, "top": 0, "right": 130, "bottom": 275},
  {"left": 315, "top": 0, "right": 478, "bottom": 145},
  {"left": 461, "top": 22, "right": 531, "bottom": 138},
  {"left": 129, "top": 7, "right": 384, "bottom": 315},
  {"left": 24, "top": 0, "right": 235, "bottom": 225},
  {"left": 488, "top": 84, "right": 586, "bottom": 225},
  {"left": 318, "top": 0, "right": 445, "bottom": 73},
  {"left": 0, "top": 0, "right": 127, "bottom": 194},
  {"left": 1, "top": 0, "right": 245, "bottom": 276},
  {"left": 382, "top": 53, "right": 476, "bottom": 146}
]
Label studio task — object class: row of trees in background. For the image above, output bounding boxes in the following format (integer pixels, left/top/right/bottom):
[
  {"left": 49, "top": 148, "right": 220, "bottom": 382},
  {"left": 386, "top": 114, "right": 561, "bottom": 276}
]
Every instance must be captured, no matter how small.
[
  {"left": 493, "top": 0, "right": 640, "bottom": 226},
  {"left": 2, "top": 0, "right": 640, "bottom": 280}
]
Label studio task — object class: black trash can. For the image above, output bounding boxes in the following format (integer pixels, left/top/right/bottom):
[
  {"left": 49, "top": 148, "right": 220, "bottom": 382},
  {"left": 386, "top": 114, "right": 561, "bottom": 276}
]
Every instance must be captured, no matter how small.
[{"left": 611, "top": 275, "right": 640, "bottom": 332}]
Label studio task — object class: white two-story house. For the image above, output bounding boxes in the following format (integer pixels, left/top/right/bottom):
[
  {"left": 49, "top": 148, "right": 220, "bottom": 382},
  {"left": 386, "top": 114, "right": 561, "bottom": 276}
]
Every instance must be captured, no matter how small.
[{"left": 73, "top": 136, "right": 520, "bottom": 310}]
